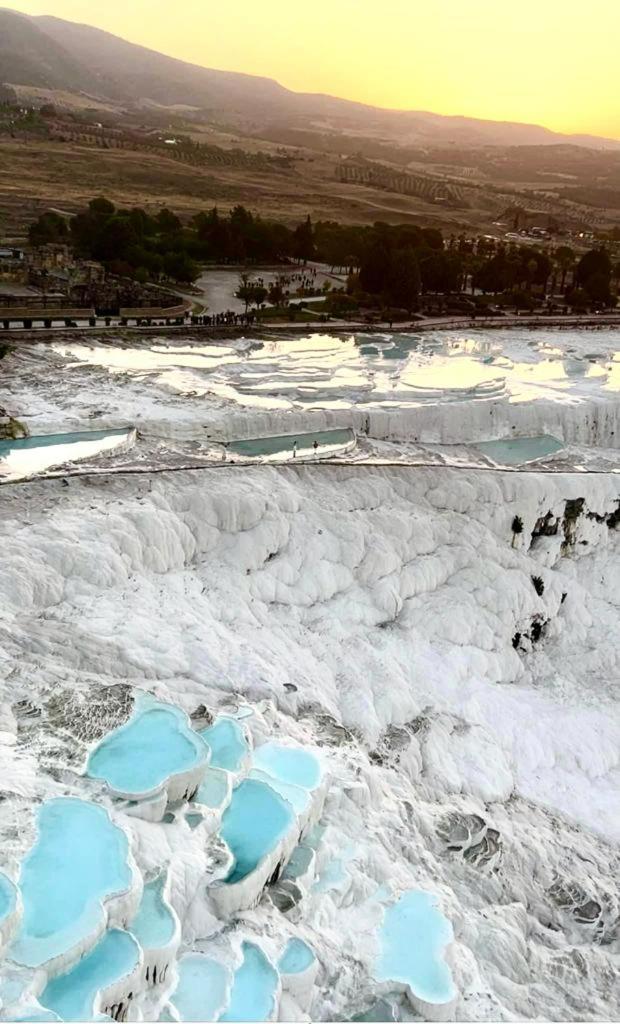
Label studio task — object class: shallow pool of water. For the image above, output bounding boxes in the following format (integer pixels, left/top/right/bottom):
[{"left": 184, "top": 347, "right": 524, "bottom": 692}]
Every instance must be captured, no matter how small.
[
  {"left": 226, "top": 428, "right": 354, "bottom": 460},
  {"left": 39, "top": 928, "right": 139, "bottom": 1021},
  {"left": 87, "top": 701, "right": 207, "bottom": 798},
  {"left": 195, "top": 767, "right": 232, "bottom": 810},
  {"left": 252, "top": 743, "right": 322, "bottom": 791},
  {"left": 278, "top": 937, "right": 315, "bottom": 975},
  {"left": 399, "top": 358, "right": 505, "bottom": 399},
  {"left": 129, "top": 875, "right": 175, "bottom": 950},
  {"left": 474, "top": 434, "right": 564, "bottom": 465},
  {"left": 169, "top": 953, "right": 230, "bottom": 1022},
  {"left": 376, "top": 891, "right": 455, "bottom": 1007},
  {"left": 11, "top": 799, "right": 132, "bottom": 969},
  {"left": 281, "top": 844, "right": 314, "bottom": 883},
  {"left": 249, "top": 769, "right": 310, "bottom": 814},
  {"left": 220, "top": 779, "right": 295, "bottom": 884},
  {"left": 201, "top": 718, "right": 248, "bottom": 772},
  {"left": 0, "top": 428, "right": 132, "bottom": 482},
  {"left": 219, "top": 942, "right": 279, "bottom": 1022}
]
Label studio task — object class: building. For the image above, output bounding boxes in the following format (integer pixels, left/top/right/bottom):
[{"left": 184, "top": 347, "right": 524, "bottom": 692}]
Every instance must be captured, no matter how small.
[
  {"left": 27, "top": 244, "right": 72, "bottom": 272},
  {"left": 0, "top": 247, "right": 25, "bottom": 262}
]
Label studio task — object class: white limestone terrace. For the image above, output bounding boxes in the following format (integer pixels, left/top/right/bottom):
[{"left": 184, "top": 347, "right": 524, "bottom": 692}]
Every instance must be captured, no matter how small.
[
  {"left": 0, "top": 455, "right": 619, "bottom": 1021},
  {"left": 0, "top": 875, "right": 20, "bottom": 958},
  {"left": 211, "top": 739, "right": 328, "bottom": 916},
  {"left": 1, "top": 330, "right": 619, "bottom": 463},
  {"left": 0, "top": 329, "right": 618, "bottom": 487},
  {"left": 128, "top": 871, "right": 180, "bottom": 991},
  {"left": 0, "top": 324, "right": 619, "bottom": 1021}
]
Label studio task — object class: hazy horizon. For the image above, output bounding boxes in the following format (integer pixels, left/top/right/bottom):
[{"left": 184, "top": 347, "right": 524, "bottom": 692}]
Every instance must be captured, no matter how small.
[{"left": 5, "top": 0, "right": 620, "bottom": 141}]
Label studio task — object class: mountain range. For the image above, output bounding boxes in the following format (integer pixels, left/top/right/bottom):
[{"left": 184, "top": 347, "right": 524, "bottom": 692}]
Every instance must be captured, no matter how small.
[{"left": 1, "top": 6, "right": 619, "bottom": 151}]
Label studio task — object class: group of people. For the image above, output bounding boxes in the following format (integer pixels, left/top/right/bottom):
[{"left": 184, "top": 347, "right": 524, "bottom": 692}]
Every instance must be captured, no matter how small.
[
  {"left": 276, "top": 267, "right": 320, "bottom": 294},
  {"left": 190, "top": 310, "right": 257, "bottom": 327},
  {"left": 292, "top": 439, "right": 320, "bottom": 458}
]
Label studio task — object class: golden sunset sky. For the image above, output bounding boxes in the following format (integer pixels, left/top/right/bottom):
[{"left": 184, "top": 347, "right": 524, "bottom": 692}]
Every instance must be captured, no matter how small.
[{"left": 8, "top": 0, "right": 620, "bottom": 139}]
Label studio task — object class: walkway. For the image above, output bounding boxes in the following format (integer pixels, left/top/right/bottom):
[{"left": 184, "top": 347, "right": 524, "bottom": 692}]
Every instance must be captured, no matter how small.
[{"left": 3, "top": 312, "right": 620, "bottom": 341}]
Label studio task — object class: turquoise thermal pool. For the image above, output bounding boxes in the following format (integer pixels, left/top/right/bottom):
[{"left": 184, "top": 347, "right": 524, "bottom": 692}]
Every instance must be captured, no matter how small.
[
  {"left": 195, "top": 767, "right": 231, "bottom": 810},
  {"left": 281, "top": 844, "right": 314, "bottom": 883},
  {"left": 11, "top": 799, "right": 132, "bottom": 969},
  {"left": 201, "top": 718, "right": 248, "bottom": 772},
  {"left": 474, "top": 434, "right": 564, "bottom": 466},
  {"left": 169, "top": 954, "right": 231, "bottom": 1022},
  {"left": 87, "top": 701, "right": 208, "bottom": 798},
  {"left": 39, "top": 929, "right": 140, "bottom": 1021},
  {"left": 0, "top": 428, "right": 132, "bottom": 482},
  {"left": 249, "top": 770, "right": 310, "bottom": 814},
  {"left": 220, "top": 779, "right": 296, "bottom": 884},
  {"left": 219, "top": 943, "right": 279, "bottom": 1023},
  {"left": 129, "top": 876, "right": 175, "bottom": 951},
  {"left": 278, "top": 938, "right": 315, "bottom": 975},
  {"left": 226, "top": 428, "right": 355, "bottom": 460},
  {"left": 252, "top": 743, "right": 322, "bottom": 790},
  {"left": 376, "top": 891, "right": 455, "bottom": 1007}
]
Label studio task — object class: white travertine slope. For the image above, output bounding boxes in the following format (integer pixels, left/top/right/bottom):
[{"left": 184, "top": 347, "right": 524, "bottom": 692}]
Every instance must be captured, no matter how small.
[{"left": 0, "top": 457, "right": 618, "bottom": 1020}]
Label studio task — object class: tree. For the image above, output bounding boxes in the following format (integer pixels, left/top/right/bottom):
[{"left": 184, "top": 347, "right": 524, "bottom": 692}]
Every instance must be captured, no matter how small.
[
  {"left": 251, "top": 286, "right": 268, "bottom": 309},
  {"left": 420, "top": 250, "right": 462, "bottom": 294},
  {"left": 584, "top": 272, "right": 612, "bottom": 307},
  {"left": 509, "top": 288, "right": 536, "bottom": 311},
  {"left": 268, "top": 278, "right": 285, "bottom": 306},
  {"left": 575, "top": 248, "right": 611, "bottom": 287},
  {"left": 28, "top": 211, "right": 68, "bottom": 247},
  {"left": 575, "top": 248, "right": 612, "bottom": 307},
  {"left": 157, "top": 208, "right": 182, "bottom": 235},
  {"left": 565, "top": 286, "right": 590, "bottom": 310},
  {"left": 163, "top": 251, "right": 197, "bottom": 283},
  {"left": 473, "top": 252, "right": 516, "bottom": 294},
  {"left": 387, "top": 248, "right": 420, "bottom": 313},
  {"left": 523, "top": 252, "right": 552, "bottom": 293},
  {"left": 525, "top": 258, "right": 539, "bottom": 292},
  {"left": 93, "top": 216, "right": 138, "bottom": 262},
  {"left": 359, "top": 239, "right": 392, "bottom": 295},
  {"left": 555, "top": 245, "right": 574, "bottom": 293},
  {"left": 235, "top": 273, "right": 256, "bottom": 313},
  {"left": 89, "top": 197, "right": 115, "bottom": 219},
  {"left": 421, "top": 228, "right": 444, "bottom": 251},
  {"left": 293, "top": 216, "right": 315, "bottom": 263},
  {"left": 127, "top": 207, "right": 157, "bottom": 239},
  {"left": 327, "top": 292, "right": 358, "bottom": 316}
]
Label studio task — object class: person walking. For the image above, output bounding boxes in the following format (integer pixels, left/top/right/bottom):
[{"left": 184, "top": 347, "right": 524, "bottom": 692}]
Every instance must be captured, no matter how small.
[{"left": 293, "top": 440, "right": 298, "bottom": 459}]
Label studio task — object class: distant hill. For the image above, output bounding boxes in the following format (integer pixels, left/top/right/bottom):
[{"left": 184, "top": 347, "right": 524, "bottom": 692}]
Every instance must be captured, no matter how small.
[
  {"left": 1, "top": 7, "right": 619, "bottom": 151},
  {"left": 0, "top": 8, "right": 88, "bottom": 92}
]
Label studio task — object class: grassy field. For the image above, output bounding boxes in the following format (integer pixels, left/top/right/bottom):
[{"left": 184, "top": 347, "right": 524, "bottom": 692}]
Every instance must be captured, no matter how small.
[
  {"left": 2, "top": 123, "right": 618, "bottom": 243},
  {"left": 0, "top": 136, "right": 502, "bottom": 239}
]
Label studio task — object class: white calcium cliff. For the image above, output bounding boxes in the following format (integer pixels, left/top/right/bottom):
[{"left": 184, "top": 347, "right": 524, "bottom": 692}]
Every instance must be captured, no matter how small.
[{"left": 0, "top": 324, "right": 619, "bottom": 1021}]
